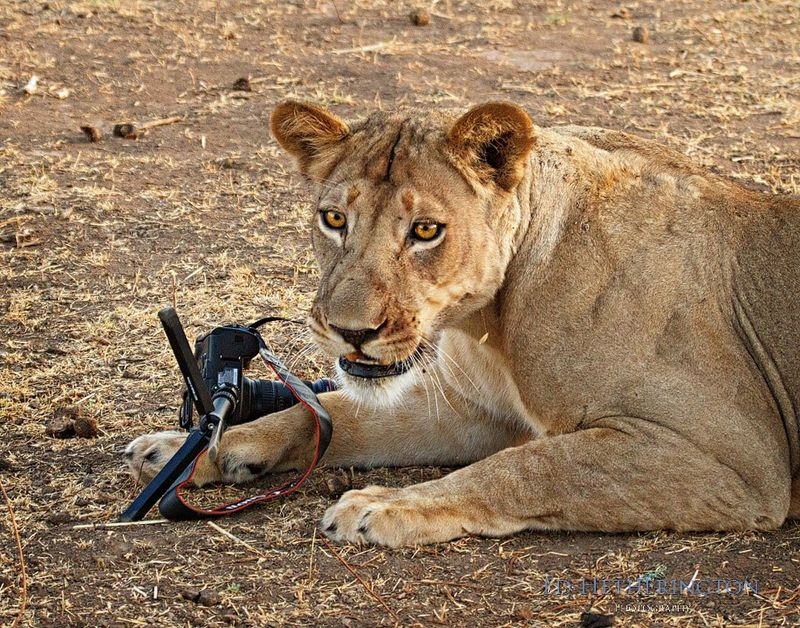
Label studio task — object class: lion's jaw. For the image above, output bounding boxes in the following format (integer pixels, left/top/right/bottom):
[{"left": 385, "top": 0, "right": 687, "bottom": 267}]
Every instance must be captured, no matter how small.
[{"left": 270, "top": 101, "right": 537, "bottom": 406}]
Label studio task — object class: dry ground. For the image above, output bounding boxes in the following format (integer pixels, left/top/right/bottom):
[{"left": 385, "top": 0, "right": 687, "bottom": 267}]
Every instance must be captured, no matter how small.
[{"left": 1, "top": 1, "right": 799, "bottom": 626}]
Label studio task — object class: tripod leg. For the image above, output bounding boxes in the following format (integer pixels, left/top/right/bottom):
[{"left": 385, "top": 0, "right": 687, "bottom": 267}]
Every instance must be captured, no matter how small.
[{"left": 119, "top": 428, "right": 209, "bottom": 521}]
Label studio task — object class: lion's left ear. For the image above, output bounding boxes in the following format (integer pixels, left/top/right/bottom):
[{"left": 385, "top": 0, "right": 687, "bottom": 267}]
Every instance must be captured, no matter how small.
[{"left": 447, "top": 102, "right": 535, "bottom": 192}]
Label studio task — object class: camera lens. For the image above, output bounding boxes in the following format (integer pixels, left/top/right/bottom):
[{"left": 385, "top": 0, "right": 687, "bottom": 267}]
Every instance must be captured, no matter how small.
[{"left": 239, "top": 377, "right": 337, "bottom": 423}]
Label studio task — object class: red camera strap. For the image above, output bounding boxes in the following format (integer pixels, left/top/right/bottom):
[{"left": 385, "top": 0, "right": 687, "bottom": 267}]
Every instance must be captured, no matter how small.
[{"left": 158, "top": 339, "right": 333, "bottom": 519}]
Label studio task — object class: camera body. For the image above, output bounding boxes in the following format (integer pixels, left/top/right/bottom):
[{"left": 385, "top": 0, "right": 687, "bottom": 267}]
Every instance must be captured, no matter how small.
[{"left": 178, "top": 323, "right": 336, "bottom": 429}]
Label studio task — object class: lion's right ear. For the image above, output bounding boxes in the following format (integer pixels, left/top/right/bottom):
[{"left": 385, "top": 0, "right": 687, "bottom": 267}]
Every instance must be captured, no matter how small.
[{"left": 270, "top": 100, "right": 350, "bottom": 177}]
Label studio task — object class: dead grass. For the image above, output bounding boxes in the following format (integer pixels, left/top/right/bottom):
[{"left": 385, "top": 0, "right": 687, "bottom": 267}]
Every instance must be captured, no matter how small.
[{"left": 1, "top": 0, "right": 799, "bottom": 626}]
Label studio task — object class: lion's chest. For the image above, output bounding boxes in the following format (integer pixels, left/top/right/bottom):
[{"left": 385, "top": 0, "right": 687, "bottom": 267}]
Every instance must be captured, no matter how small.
[{"left": 437, "top": 329, "right": 548, "bottom": 434}]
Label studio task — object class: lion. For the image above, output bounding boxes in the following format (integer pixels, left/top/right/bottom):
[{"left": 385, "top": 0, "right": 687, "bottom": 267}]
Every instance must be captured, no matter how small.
[{"left": 126, "top": 100, "right": 800, "bottom": 547}]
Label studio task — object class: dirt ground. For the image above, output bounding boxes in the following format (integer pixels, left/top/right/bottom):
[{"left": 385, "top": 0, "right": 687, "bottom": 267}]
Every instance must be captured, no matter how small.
[{"left": 1, "top": 1, "right": 799, "bottom": 626}]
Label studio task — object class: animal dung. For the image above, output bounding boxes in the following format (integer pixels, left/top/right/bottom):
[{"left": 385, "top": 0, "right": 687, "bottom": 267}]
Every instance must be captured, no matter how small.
[
  {"left": 113, "top": 123, "right": 139, "bottom": 139},
  {"left": 80, "top": 125, "right": 103, "bottom": 143},
  {"left": 45, "top": 407, "right": 99, "bottom": 439}
]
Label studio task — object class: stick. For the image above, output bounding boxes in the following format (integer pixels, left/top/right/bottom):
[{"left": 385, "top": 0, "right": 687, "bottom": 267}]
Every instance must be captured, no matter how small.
[
  {"left": 206, "top": 521, "right": 268, "bottom": 558},
  {"left": 331, "top": 42, "right": 387, "bottom": 55},
  {"left": 319, "top": 535, "right": 401, "bottom": 624},
  {"left": 72, "top": 519, "right": 169, "bottom": 529},
  {"left": 0, "top": 478, "right": 28, "bottom": 628},
  {"left": 137, "top": 116, "right": 183, "bottom": 131},
  {"left": 308, "top": 528, "right": 317, "bottom": 581}
]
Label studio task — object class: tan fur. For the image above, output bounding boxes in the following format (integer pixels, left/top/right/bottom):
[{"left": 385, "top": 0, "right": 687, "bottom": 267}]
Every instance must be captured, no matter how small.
[{"left": 127, "top": 101, "right": 800, "bottom": 546}]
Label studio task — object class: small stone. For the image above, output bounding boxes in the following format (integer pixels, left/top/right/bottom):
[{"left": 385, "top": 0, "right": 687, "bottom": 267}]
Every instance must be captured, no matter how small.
[
  {"left": 46, "top": 407, "right": 78, "bottom": 438},
  {"left": 324, "top": 472, "right": 352, "bottom": 499},
  {"left": 580, "top": 611, "right": 615, "bottom": 628},
  {"left": 197, "top": 589, "right": 221, "bottom": 606},
  {"left": 180, "top": 588, "right": 200, "bottom": 602},
  {"left": 409, "top": 8, "right": 430, "bottom": 26},
  {"left": 46, "top": 511, "right": 72, "bottom": 525},
  {"left": 46, "top": 407, "right": 98, "bottom": 439},
  {"left": 232, "top": 77, "right": 252, "bottom": 91},
  {"left": 632, "top": 25, "right": 649, "bottom": 43}
]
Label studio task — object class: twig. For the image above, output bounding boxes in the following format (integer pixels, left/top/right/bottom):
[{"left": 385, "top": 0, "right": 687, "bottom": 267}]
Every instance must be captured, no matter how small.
[
  {"left": 308, "top": 528, "right": 317, "bottom": 581},
  {"left": 72, "top": 519, "right": 169, "bottom": 529},
  {"left": 693, "top": 25, "right": 716, "bottom": 46},
  {"left": 170, "top": 270, "right": 178, "bottom": 310},
  {"left": 682, "top": 567, "right": 700, "bottom": 596},
  {"left": 0, "top": 217, "right": 24, "bottom": 229},
  {"left": 206, "top": 521, "right": 268, "bottom": 559},
  {"left": 319, "top": 535, "right": 401, "bottom": 624},
  {"left": 331, "top": 42, "right": 387, "bottom": 55},
  {"left": 0, "top": 478, "right": 28, "bottom": 628},
  {"left": 330, "top": 0, "right": 345, "bottom": 24},
  {"left": 137, "top": 115, "right": 184, "bottom": 131}
]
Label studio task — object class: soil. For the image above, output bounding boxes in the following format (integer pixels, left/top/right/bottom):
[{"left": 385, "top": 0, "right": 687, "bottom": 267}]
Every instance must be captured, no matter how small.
[{"left": 1, "top": 1, "right": 798, "bottom": 626}]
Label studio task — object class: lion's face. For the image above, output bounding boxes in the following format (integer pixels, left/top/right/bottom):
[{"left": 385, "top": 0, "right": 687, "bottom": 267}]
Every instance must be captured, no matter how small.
[{"left": 271, "top": 101, "right": 535, "bottom": 402}]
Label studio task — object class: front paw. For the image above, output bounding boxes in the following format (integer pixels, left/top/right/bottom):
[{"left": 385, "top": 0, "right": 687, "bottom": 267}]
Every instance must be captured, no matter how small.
[
  {"left": 210, "top": 425, "right": 280, "bottom": 484},
  {"left": 320, "top": 485, "right": 466, "bottom": 547},
  {"left": 122, "top": 427, "right": 264, "bottom": 487},
  {"left": 124, "top": 430, "right": 186, "bottom": 484}
]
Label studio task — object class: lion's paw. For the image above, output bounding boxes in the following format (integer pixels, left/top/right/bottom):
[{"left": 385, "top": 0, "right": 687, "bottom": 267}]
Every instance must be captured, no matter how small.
[
  {"left": 124, "top": 430, "right": 186, "bottom": 485},
  {"left": 124, "top": 425, "right": 280, "bottom": 487},
  {"left": 320, "top": 485, "right": 465, "bottom": 547}
]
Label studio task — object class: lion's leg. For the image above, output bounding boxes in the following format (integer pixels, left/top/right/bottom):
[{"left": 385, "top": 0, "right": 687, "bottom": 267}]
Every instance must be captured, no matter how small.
[
  {"left": 321, "top": 419, "right": 791, "bottom": 547},
  {"left": 126, "top": 384, "right": 530, "bottom": 486}
]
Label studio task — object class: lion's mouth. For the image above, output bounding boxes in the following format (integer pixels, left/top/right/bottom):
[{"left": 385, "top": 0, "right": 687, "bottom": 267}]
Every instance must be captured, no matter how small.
[{"left": 338, "top": 348, "right": 423, "bottom": 379}]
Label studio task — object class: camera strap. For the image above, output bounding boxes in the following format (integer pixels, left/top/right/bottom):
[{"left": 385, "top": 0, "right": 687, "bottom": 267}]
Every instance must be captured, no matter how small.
[{"left": 157, "top": 331, "right": 333, "bottom": 520}]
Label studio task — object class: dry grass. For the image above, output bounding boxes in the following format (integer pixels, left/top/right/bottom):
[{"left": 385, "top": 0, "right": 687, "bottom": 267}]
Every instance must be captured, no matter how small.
[{"left": 1, "top": 1, "right": 799, "bottom": 626}]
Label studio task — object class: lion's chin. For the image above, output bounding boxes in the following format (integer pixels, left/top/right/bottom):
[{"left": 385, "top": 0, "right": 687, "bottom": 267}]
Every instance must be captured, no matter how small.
[
  {"left": 337, "top": 348, "right": 421, "bottom": 379},
  {"left": 333, "top": 348, "right": 426, "bottom": 408}
]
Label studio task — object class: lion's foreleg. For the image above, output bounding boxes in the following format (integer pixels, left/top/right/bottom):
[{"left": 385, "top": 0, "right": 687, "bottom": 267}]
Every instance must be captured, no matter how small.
[
  {"left": 170, "top": 385, "right": 526, "bottom": 484},
  {"left": 321, "top": 421, "right": 788, "bottom": 547}
]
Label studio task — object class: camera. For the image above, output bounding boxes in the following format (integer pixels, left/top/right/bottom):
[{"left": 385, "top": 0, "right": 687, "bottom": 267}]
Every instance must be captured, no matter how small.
[
  {"left": 178, "top": 323, "right": 337, "bottom": 429},
  {"left": 119, "top": 308, "right": 335, "bottom": 522}
]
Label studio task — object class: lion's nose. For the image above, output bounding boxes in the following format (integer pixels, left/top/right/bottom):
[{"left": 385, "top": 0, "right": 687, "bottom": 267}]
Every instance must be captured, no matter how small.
[{"left": 329, "top": 323, "right": 383, "bottom": 351}]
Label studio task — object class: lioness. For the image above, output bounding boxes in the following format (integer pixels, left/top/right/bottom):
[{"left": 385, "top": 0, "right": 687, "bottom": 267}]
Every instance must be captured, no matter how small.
[{"left": 126, "top": 100, "right": 800, "bottom": 547}]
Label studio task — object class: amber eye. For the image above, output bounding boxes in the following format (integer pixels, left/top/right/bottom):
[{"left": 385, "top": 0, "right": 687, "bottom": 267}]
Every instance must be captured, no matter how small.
[
  {"left": 411, "top": 221, "right": 443, "bottom": 242},
  {"left": 321, "top": 210, "right": 347, "bottom": 231}
]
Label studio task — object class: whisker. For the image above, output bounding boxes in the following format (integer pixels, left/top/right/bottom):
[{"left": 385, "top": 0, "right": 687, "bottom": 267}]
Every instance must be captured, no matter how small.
[
  {"left": 411, "top": 352, "right": 434, "bottom": 423},
  {"left": 425, "top": 360, "right": 464, "bottom": 422},
  {"left": 423, "top": 337, "right": 482, "bottom": 399}
]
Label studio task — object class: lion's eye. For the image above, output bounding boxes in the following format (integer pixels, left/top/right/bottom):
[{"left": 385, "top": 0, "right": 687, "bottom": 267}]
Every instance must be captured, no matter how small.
[
  {"left": 321, "top": 210, "right": 347, "bottom": 231},
  {"left": 411, "top": 222, "right": 443, "bottom": 242}
]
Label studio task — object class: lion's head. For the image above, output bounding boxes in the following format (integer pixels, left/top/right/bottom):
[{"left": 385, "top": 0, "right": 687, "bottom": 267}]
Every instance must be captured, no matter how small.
[{"left": 271, "top": 101, "right": 536, "bottom": 403}]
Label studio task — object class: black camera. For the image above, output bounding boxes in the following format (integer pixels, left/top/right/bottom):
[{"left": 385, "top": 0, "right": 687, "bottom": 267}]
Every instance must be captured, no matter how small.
[
  {"left": 179, "top": 323, "right": 337, "bottom": 429},
  {"left": 119, "top": 308, "right": 336, "bottom": 522}
]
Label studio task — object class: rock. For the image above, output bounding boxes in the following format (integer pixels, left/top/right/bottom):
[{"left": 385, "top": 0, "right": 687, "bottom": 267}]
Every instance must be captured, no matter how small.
[
  {"left": 197, "top": 589, "right": 221, "bottom": 606},
  {"left": 409, "top": 8, "right": 430, "bottom": 26},
  {"left": 324, "top": 472, "right": 352, "bottom": 499},
  {"left": 632, "top": 25, "right": 649, "bottom": 43}
]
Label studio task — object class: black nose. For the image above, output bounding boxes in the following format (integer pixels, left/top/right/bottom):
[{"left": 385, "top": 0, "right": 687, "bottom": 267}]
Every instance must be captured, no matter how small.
[{"left": 329, "top": 324, "right": 380, "bottom": 351}]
